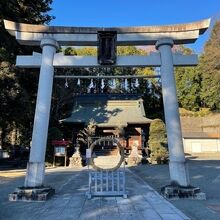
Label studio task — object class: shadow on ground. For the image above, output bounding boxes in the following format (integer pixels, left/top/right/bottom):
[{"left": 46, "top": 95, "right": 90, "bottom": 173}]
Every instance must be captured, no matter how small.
[
  {"left": 1, "top": 159, "right": 220, "bottom": 220},
  {"left": 0, "top": 167, "right": 189, "bottom": 220},
  {"left": 129, "top": 159, "right": 220, "bottom": 220}
]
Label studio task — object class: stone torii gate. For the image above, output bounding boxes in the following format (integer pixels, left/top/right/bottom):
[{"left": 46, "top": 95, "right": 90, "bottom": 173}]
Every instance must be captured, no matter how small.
[{"left": 4, "top": 19, "right": 210, "bottom": 200}]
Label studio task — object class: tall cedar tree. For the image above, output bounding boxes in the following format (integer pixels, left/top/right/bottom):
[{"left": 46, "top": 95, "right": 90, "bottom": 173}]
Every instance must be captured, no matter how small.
[
  {"left": 199, "top": 21, "right": 220, "bottom": 110},
  {"left": 0, "top": 0, "right": 54, "bottom": 147},
  {"left": 175, "top": 46, "right": 202, "bottom": 111}
]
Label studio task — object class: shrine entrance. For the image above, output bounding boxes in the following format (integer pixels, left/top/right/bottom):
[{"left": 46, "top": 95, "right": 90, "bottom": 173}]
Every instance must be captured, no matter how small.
[{"left": 4, "top": 18, "right": 210, "bottom": 201}]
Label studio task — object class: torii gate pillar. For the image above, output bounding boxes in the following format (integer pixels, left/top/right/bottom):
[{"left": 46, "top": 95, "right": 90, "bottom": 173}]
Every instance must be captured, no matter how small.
[
  {"left": 156, "top": 39, "right": 189, "bottom": 187},
  {"left": 24, "top": 38, "right": 59, "bottom": 187}
]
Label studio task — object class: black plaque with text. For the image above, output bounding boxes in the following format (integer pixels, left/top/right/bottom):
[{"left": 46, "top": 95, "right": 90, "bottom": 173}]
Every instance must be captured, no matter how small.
[{"left": 98, "top": 31, "right": 117, "bottom": 65}]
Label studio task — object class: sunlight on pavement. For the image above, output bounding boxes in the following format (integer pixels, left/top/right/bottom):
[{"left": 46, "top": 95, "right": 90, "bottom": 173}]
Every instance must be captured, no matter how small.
[{"left": 0, "top": 171, "right": 25, "bottom": 178}]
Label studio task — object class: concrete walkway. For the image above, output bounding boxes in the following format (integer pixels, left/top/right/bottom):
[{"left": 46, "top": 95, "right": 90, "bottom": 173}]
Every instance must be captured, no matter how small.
[{"left": 0, "top": 167, "right": 190, "bottom": 220}]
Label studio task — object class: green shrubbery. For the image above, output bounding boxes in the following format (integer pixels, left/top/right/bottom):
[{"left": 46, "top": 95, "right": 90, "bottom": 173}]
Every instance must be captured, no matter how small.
[
  {"left": 179, "top": 108, "right": 212, "bottom": 117},
  {"left": 148, "top": 119, "right": 168, "bottom": 164}
]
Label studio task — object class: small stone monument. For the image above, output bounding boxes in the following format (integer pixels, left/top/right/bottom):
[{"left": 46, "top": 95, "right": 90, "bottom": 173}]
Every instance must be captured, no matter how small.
[
  {"left": 127, "top": 144, "right": 142, "bottom": 165},
  {"left": 69, "top": 147, "right": 83, "bottom": 167}
]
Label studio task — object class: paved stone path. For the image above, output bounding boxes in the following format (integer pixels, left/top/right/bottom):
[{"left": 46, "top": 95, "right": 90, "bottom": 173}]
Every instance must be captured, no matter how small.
[{"left": 0, "top": 167, "right": 190, "bottom": 220}]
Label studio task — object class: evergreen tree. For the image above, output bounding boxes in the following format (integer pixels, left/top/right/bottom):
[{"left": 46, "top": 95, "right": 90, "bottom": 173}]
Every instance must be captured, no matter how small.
[
  {"left": 175, "top": 66, "right": 201, "bottom": 111},
  {"left": 175, "top": 45, "right": 202, "bottom": 111},
  {"left": 0, "top": 0, "right": 54, "bottom": 148},
  {"left": 148, "top": 119, "right": 168, "bottom": 164},
  {"left": 0, "top": 0, "right": 54, "bottom": 61},
  {"left": 199, "top": 21, "right": 220, "bottom": 110}
]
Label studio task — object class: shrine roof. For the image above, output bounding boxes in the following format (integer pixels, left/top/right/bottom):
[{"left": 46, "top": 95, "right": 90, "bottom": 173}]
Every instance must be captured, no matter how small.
[{"left": 61, "top": 94, "right": 152, "bottom": 127}]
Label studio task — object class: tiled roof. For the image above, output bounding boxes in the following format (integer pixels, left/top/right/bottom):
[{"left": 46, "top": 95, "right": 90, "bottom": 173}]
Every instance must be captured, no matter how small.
[{"left": 61, "top": 94, "right": 152, "bottom": 127}]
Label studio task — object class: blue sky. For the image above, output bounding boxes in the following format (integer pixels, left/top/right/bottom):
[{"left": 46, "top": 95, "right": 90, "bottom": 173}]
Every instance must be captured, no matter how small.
[{"left": 50, "top": 0, "right": 220, "bottom": 53}]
